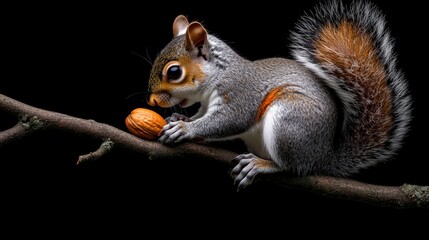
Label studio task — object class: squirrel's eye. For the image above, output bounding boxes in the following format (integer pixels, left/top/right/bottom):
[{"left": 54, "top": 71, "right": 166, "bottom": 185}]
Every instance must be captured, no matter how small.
[
  {"left": 167, "top": 65, "right": 184, "bottom": 82},
  {"left": 162, "top": 61, "right": 186, "bottom": 83}
]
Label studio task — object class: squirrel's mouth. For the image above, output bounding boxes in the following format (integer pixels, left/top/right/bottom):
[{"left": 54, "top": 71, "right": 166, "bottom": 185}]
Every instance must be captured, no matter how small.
[
  {"left": 178, "top": 99, "right": 189, "bottom": 108},
  {"left": 148, "top": 93, "right": 191, "bottom": 108}
]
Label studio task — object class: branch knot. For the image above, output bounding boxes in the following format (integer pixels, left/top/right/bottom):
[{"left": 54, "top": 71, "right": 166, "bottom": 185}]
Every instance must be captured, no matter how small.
[
  {"left": 20, "top": 115, "right": 46, "bottom": 130},
  {"left": 101, "top": 138, "right": 115, "bottom": 150},
  {"left": 401, "top": 184, "right": 429, "bottom": 208}
]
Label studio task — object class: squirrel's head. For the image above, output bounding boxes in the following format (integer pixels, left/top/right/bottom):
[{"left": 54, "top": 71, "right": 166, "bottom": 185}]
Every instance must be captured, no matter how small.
[{"left": 147, "top": 15, "right": 210, "bottom": 108}]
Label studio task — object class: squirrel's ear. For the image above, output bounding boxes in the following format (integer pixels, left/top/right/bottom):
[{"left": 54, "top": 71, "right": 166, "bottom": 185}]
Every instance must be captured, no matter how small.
[
  {"left": 185, "top": 22, "right": 207, "bottom": 49},
  {"left": 173, "top": 15, "right": 189, "bottom": 37},
  {"left": 185, "top": 21, "right": 210, "bottom": 60}
]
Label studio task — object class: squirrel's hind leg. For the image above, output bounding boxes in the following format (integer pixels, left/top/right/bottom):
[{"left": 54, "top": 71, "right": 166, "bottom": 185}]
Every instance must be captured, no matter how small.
[
  {"left": 230, "top": 153, "right": 282, "bottom": 191},
  {"left": 230, "top": 103, "right": 286, "bottom": 191}
]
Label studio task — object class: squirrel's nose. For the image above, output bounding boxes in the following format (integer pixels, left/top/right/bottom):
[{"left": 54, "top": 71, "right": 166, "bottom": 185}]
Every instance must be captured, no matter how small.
[{"left": 148, "top": 94, "right": 158, "bottom": 106}]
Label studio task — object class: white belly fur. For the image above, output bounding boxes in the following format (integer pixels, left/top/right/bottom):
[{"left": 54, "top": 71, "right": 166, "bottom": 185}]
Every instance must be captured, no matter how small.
[{"left": 239, "top": 105, "right": 281, "bottom": 164}]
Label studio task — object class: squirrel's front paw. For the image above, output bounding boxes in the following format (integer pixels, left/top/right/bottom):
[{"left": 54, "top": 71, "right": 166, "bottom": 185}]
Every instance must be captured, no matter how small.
[
  {"left": 165, "top": 113, "right": 190, "bottom": 123},
  {"left": 230, "top": 153, "right": 280, "bottom": 191},
  {"left": 158, "top": 120, "right": 191, "bottom": 144}
]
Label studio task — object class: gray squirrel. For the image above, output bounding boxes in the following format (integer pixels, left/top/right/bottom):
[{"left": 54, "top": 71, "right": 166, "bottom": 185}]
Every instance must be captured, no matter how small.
[{"left": 147, "top": 0, "right": 412, "bottom": 190}]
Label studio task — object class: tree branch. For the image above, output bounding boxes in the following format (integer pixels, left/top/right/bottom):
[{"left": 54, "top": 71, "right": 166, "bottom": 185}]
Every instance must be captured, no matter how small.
[{"left": 0, "top": 93, "right": 427, "bottom": 209}]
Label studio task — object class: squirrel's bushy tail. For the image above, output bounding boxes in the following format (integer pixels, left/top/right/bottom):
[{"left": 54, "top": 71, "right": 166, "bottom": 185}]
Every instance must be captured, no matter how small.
[{"left": 290, "top": 0, "right": 412, "bottom": 175}]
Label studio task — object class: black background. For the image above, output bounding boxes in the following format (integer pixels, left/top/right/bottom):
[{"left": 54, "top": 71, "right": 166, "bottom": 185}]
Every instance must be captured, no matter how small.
[{"left": 1, "top": 0, "right": 428, "bottom": 234}]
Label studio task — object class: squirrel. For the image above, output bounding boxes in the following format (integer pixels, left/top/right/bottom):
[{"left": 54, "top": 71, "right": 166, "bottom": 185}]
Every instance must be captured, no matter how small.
[{"left": 146, "top": 0, "right": 412, "bottom": 190}]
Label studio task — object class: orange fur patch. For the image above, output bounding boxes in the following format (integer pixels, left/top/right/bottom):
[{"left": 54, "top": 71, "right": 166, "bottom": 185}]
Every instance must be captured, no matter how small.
[
  {"left": 255, "top": 85, "right": 300, "bottom": 122},
  {"left": 315, "top": 21, "right": 393, "bottom": 145},
  {"left": 253, "top": 158, "right": 276, "bottom": 169}
]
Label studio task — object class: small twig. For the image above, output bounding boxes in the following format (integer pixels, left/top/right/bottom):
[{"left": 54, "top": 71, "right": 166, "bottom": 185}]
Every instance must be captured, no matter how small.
[{"left": 77, "top": 139, "right": 115, "bottom": 165}]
